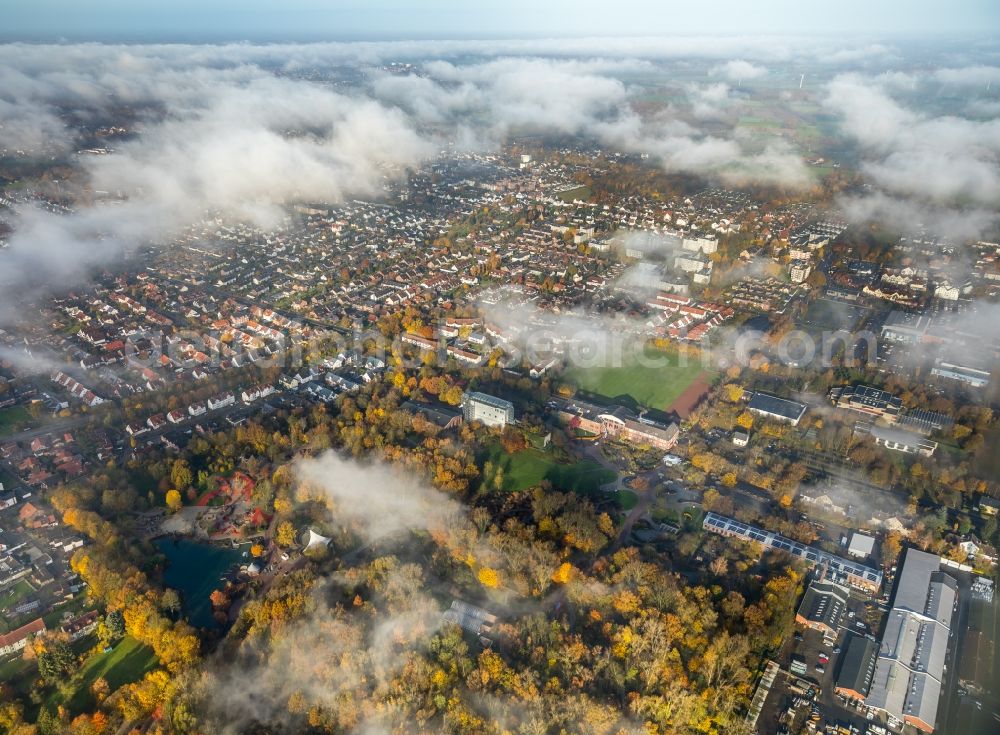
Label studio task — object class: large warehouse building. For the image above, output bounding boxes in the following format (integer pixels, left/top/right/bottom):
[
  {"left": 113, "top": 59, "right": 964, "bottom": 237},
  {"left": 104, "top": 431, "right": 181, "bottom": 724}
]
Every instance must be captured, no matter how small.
[{"left": 865, "top": 548, "right": 957, "bottom": 733}]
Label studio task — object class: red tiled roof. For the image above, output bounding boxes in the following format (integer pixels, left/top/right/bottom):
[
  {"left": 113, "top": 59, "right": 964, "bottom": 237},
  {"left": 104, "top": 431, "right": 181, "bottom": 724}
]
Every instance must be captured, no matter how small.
[{"left": 0, "top": 618, "right": 45, "bottom": 648}]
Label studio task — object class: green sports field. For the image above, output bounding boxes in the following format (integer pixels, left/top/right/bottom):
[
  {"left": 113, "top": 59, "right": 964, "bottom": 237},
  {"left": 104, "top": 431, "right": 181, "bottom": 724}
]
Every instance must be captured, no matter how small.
[{"left": 564, "top": 350, "right": 710, "bottom": 410}]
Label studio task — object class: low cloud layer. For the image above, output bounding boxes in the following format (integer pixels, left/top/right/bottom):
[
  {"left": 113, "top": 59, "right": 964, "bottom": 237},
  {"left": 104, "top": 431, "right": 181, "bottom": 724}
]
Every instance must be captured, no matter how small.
[
  {"left": 0, "top": 39, "right": 997, "bottom": 314},
  {"left": 295, "top": 451, "right": 466, "bottom": 543},
  {"left": 712, "top": 59, "right": 767, "bottom": 82},
  {"left": 0, "top": 40, "right": 822, "bottom": 320},
  {"left": 824, "top": 72, "right": 1000, "bottom": 240}
]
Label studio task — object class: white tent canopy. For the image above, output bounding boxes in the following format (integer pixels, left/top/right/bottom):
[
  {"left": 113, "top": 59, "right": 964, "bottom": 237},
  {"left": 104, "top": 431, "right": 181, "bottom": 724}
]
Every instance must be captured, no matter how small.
[{"left": 304, "top": 528, "right": 331, "bottom": 550}]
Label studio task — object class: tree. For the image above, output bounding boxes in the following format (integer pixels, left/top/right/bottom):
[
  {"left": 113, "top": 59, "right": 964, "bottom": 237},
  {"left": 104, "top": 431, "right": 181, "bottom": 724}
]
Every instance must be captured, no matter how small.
[
  {"left": 210, "top": 589, "right": 230, "bottom": 610},
  {"left": 551, "top": 562, "right": 573, "bottom": 584},
  {"left": 105, "top": 610, "right": 125, "bottom": 639},
  {"left": 477, "top": 567, "right": 500, "bottom": 589},
  {"left": 38, "top": 639, "right": 77, "bottom": 684},
  {"left": 171, "top": 459, "right": 193, "bottom": 491},
  {"left": 881, "top": 531, "right": 903, "bottom": 567},
  {"left": 499, "top": 427, "right": 528, "bottom": 454},
  {"left": 0, "top": 701, "right": 24, "bottom": 731},
  {"left": 165, "top": 489, "right": 182, "bottom": 512},
  {"left": 250, "top": 543, "right": 265, "bottom": 558},
  {"left": 91, "top": 676, "right": 110, "bottom": 703},
  {"left": 736, "top": 411, "right": 754, "bottom": 430},
  {"left": 161, "top": 588, "right": 182, "bottom": 616},
  {"left": 440, "top": 385, "right": 463, "bottom": 406},
  {"left": 709, "top": 556, "right": 729, "bottom": 576},
  {"left": 275, "top": 521, "right": 297, "bottom": 548},
  {"left": 723, "top": 384, "right": 744, "bottom": 403}
]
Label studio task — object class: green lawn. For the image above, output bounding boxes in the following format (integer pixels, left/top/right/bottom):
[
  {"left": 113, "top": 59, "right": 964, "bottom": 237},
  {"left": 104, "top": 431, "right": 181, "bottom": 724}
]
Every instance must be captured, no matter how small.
[
  {"left": 0, "top": 405, "right": 30, "bottom": 435},
  {"left": 619, "top": 489, "right": 639, "bottom": 510},
  {"left": 553, "top": 185, "right": 592, "bottom": 203},
  {"left": 0, "top": 654, "right": 36, "bottom": 692},
  {"left": 564, "top": 349, "right": 709, "bottom": 411},
  {"left": 0, "top": 579, "right": 36, "bottom": 609},
  {"left": 46, "top": 635, "right": 158, "bottom": 715},
  {"left": 483, "top": 445, "right": 615, "bottom": 495}
]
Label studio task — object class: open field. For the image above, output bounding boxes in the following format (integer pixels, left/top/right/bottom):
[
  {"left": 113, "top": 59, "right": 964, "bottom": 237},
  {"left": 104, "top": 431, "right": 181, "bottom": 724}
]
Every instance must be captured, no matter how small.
[
  {"left": 48, "top": 635, "right": 158, "bottom": 715},
  {"left": 553, "top": 185, "right": 591, "bottom": 203},
  {"left": 483, "top": 445, "right": 614, "bottom": 495},
  {"left": 565, "top": 350, "right": 711, "bottom": 411}
]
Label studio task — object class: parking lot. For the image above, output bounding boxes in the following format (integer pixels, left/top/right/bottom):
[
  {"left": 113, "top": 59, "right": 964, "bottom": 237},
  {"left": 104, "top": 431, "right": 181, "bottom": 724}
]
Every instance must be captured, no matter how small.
[{"left": 755, "top": 583, "right": 888, "bottom": 734}]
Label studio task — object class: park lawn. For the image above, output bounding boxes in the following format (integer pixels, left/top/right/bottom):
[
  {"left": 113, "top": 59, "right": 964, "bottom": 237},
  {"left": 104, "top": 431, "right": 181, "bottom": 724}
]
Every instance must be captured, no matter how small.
[
  {"left": 0, "top": 405, "right": 31, "bottom": 435},
  {"left": 484, "top": 445, "right": 614, "bottom": 495},
  {"left": 564, "top": 350, "right": 709, "bottom": 410},
  {"left": 619, "top": 489, "right": 639, "bottom": 510},
  {"left": 48, "top": 635, "right": 158, "bottom": 715}
]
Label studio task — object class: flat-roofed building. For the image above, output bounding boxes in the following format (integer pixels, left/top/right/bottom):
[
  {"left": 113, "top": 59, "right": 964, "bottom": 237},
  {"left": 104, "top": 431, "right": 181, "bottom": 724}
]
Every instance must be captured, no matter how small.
[
  {"left": 856, "top": 423, "right": 937, "bottom": 457},
  {"left": 746, "top": 392, "right": 807, "bottom": 425},
  {"left": 847, "top": 532, "right": 876, "bottom": 559},
  {"left": 931, "top": 359, "right": 991, "bottom": 388},
  {"left": 443, "top": 600, "right": 498, "bottom": 643},
  {"left": 830, "top": 384, "right": 903, "bottom": 423},
  {"left": 897, "top": 409, "right": 953, "bottom": 436},
  {"left": 881, "top": 310, "right": 932, "bottom": 344},
  {"left": 461, "top": 391, "right": 515, "bottom": 428}
]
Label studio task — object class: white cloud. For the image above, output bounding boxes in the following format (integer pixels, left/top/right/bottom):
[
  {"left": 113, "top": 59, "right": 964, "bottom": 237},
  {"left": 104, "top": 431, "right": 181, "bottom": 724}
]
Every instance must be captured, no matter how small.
[
  {"left": 294, "top": 451, "right": 466, "bottom": 543},
  {"left": 825, "top": 73, "right": 1000, "bottom": 240},
  {"left": 712, "top": 59, "right": 767, "bottom": 82}
]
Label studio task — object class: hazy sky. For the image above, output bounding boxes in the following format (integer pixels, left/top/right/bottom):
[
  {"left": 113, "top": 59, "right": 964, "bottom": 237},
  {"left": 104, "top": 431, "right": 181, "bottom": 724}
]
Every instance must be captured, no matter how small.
[{"left": 3, "top": 0, "right": 998, "bottom": 41}]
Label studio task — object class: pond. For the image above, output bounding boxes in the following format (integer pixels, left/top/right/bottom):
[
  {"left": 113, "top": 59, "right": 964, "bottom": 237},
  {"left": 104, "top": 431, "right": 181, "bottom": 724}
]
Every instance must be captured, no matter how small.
[{"left": 154, "top": 537, "right": 246, "bottom": 628}]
